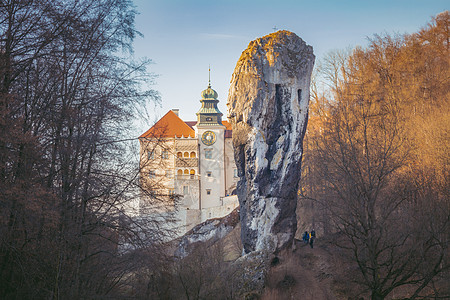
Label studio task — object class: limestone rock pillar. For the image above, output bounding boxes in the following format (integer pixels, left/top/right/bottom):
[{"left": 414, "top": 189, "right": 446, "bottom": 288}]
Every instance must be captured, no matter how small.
[{"left": 227, "top": 30, "right": 314, "bottom": 253}]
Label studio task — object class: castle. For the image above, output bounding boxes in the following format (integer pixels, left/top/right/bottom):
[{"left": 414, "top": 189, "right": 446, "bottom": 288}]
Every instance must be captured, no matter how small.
[{"left": 138, "top": 81, "right": 239, "bottom": 235}]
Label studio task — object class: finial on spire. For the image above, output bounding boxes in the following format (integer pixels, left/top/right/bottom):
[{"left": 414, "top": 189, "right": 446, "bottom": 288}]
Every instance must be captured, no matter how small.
[{"left": 208, "top": 65, "right": 211, "bottom": 88}]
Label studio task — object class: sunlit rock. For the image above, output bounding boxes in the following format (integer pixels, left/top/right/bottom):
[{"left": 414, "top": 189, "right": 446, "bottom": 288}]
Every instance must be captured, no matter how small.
[{"left": 227, "top": 30, "right": 314, "bottom": 253}]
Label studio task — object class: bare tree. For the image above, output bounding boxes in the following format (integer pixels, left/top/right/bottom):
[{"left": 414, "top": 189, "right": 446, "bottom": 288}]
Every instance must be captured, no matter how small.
[
  {"left": 0, "top": 0, "right": 170, "bottom": 298},
  {"left": 301, "top": 12, "right": 449, "bottom": 299}
]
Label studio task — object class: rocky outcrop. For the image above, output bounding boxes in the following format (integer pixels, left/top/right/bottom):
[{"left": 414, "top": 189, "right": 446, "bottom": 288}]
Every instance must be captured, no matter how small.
[
  {"left": 174, "top": 207, "right": 240, "bottom": 258},
  {"left": 227, "top": 30, "right": 314, "bottom": 253}
]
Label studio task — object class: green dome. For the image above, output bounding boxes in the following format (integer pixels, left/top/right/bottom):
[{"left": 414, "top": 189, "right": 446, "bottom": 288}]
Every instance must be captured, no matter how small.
[{"left": 201, "top": 84, "right": 218, "bottom": 99}]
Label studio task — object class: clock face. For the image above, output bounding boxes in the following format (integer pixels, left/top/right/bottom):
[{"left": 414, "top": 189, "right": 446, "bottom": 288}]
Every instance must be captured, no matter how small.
[{"left": 201, "top": 131, "right": 216, "bottom": 145}]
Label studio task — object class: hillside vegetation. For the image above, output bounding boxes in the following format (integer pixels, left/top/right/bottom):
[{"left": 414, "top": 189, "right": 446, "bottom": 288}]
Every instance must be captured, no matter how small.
[
  {"left": 0, "top": 2, "right": 447, "bottom": 299},
  {"left": 297, "top": 11, "right": 449, "bottom": 299}
]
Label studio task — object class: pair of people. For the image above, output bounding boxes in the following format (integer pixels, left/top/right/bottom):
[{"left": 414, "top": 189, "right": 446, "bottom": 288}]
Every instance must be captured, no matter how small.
[{"left": 302, "top": 229, "right": 316, "bottom": 248}]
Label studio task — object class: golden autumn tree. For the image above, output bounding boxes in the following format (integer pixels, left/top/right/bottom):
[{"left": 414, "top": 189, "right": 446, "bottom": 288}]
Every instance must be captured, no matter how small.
[{"left": 301, "top": 11, "right": 449, "bottom": 299}]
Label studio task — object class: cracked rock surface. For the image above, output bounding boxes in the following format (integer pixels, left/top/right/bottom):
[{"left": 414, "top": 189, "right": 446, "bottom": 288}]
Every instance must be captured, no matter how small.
[{"left": 227, "top": 30, "right": 314, "bottom": 253}]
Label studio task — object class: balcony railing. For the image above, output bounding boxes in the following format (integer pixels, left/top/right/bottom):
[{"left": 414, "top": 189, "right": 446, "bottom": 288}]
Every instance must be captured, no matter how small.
[
  {"left": 175, "top": 157, "right": 198, "bottom": 168},
  {"left": 175, "top": 175, "right": 199, "bottom": 180}
]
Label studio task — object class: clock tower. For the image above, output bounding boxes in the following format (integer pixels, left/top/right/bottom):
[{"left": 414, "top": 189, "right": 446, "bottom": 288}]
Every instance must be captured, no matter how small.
[{"left": 195, "top": 78, "right": 226, "bottom": 209}]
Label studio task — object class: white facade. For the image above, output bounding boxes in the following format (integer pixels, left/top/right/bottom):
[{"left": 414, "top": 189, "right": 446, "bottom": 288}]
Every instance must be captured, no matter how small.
[
  {"left": 196, "top": 125, "right": 226, "bottom": 209},
  {"left": 139, "top": 83, "right": 239, "bottom": 235}
]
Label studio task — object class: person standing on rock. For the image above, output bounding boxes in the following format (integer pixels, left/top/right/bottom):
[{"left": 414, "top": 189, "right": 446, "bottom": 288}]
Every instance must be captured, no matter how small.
[
  {"left": 302, "top": 231, "right": 309, "bottom": 244},
  {"left": 309, "top": 229, "right": 316, "bottom": 248}
]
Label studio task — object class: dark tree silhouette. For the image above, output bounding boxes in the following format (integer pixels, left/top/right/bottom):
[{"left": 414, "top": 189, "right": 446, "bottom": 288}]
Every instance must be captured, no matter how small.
[{"left": 0, "top": 0, "right": 167, "bottom": 298}]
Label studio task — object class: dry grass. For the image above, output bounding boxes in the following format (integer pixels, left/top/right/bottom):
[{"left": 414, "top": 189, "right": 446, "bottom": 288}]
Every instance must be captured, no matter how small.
[{"left": 261, "top": 238, "right": 359, "bottom": 300}]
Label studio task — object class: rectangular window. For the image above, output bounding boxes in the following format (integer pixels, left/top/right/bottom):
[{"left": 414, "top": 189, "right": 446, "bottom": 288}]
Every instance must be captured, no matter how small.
[
  {"left": 204, "top": 149, "right": 212, "bottom": 159},
  {"left": 148, "top": 150, "right": 154, "bottom": 160},
  {"left": 206, "top": 189, "right": 211, "bottom": 195},
  {"left": 162, "top": 150, "right": 169, "bottom": 159},
  {"left": 183, "top": 186, "right": 189, "bottom": 195}
]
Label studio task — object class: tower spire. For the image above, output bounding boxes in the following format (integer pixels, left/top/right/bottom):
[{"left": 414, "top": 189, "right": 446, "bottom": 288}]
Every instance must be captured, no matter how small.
[
  {"left": 208, "top": 65, "right": 211, "bottom": 88},
  {"left": 197, "top": 67, "right": 222, "bottom": 126}
]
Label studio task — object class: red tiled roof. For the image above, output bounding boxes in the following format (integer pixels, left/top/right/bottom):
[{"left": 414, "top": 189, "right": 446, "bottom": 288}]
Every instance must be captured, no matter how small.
[
  {"left": 139, "top": 110, "right": 195, "bottom": 138},
  {"left": 139, "top": 111, "right": 233, "bottom": 139},
  {"left": 223, "top": 121, "right": 233, "bottom": 138},
  {"left": 222, "top": 120, "right": 232, "bottom": 130}
]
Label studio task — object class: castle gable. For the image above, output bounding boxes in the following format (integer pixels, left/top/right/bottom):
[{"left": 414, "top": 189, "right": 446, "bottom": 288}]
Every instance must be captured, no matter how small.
[
  {"left": 222, "top": 120, "right": 232, "bottom": 138},
  {"left": 139, "top": 110, "right": 195, "bottom": 138}
]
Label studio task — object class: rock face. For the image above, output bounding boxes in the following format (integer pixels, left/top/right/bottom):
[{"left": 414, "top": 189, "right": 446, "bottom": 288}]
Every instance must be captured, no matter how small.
[
  {"left": 227, "top": 30, "right": 314, "bottom": 253},
  {"left": 174, "top": 208, "right": 240, "bottom": 258}
]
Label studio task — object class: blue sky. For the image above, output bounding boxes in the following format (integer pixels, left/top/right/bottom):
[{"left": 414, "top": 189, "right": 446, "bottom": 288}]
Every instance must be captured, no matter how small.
[{"left": 131, "top": 0, "right": 448, "bottom": 131}]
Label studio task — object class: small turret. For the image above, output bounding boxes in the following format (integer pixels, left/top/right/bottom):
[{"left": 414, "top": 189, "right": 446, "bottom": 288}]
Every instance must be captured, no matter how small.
[{"left": 196, "top": 69, "right": 223, "bottom": 126}]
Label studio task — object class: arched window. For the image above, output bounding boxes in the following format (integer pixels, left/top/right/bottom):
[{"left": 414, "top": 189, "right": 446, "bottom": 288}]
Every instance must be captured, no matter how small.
[
  {"left": 184, "top": 152, "right": 189, "bottom": 158},
  {"left": 177, "top": 169, "right": 183, "bottom": 175},
  {"left": 184, "top": 169, "right": 189, "bottom": 175},
  {"left": 190, "top": 151, "right": 196, "bottom": 158},
  {"left": 177, "top": 152, "right": 182, "bottom": 158},
  {"left": 190, "top": 169, "right": 195, "bottom": 175}
]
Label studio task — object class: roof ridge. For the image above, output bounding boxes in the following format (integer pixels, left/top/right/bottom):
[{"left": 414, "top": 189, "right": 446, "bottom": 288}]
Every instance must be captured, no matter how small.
[{"left": 139, "top": 110, "right": 195, "bottom": 138}]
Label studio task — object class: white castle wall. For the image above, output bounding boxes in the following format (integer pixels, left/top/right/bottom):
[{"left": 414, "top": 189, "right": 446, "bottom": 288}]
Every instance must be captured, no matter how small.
[
  {"left": 196, "top": 126, "right": 226, "bottom": 209},
  {"left": 173, "top": 195, "right": 239, "bottom": 236}
]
